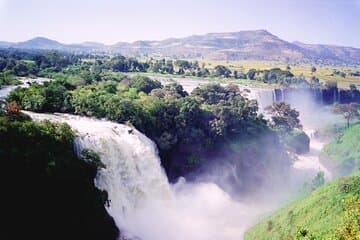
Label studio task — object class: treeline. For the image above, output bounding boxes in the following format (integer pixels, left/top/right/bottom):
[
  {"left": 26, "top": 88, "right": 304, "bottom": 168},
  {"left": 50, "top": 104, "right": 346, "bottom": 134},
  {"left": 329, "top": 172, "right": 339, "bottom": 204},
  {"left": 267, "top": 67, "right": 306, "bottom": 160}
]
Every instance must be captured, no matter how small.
[
  {"left": 7, "top": 75, "right": 290, "bottom": 187},
  {"left": 108, "top": 56, "right": 298, "bottom": 83},
  {"left": 350, "top": 71, "right": 360, "bottom": 77},
  {"left": 0, "top": 49, "right": 81, "bottom": 87},
  {"left": 0, "top": 49, "right": 319, "bottom": 89}
]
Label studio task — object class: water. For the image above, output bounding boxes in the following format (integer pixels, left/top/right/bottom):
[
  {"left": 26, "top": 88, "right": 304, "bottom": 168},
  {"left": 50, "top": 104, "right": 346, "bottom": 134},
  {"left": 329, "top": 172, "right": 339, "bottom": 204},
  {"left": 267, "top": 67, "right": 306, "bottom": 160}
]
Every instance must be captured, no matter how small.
[
  {"left": 293, "top": 129, "right": 331, "bottom": 180},
  {"left": 24, "top": 111, "right": 274, "bottom": 240},
  {"left": 0, "top": 77, "right": 50, "bottom": 100},
  {"left": 23, "top": 112, "right": 171, "bottom": 229},
  {"left": 20, "top": 78, "right": 336, "bottom": 240}
]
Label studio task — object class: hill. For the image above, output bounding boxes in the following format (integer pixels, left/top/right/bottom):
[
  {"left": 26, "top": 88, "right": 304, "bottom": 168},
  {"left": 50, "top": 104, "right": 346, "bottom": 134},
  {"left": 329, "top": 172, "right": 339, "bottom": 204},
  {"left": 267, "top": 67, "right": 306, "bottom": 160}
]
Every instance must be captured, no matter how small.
[
  {"left": 244, "top": 172, "right": 360, "bottom": 240},
  {"left": 1, "top": 30, "right": 360, "bottom": 64},
  {"left": 14, "top": 37, "right": 64, "bottom": 50}
]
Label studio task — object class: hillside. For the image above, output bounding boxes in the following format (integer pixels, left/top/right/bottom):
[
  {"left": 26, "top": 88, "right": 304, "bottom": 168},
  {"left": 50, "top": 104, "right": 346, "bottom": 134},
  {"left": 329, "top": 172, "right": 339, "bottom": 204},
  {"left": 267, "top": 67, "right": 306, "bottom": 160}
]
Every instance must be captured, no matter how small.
[
  {"left": 1, "top": 30, "right": 360, "bottom": 64},
  {"left": 245, "top": 172, "right": 360, "bottom": 240},
  {"left": 320, "top": 123, "right": 360, "bottom": 176}
]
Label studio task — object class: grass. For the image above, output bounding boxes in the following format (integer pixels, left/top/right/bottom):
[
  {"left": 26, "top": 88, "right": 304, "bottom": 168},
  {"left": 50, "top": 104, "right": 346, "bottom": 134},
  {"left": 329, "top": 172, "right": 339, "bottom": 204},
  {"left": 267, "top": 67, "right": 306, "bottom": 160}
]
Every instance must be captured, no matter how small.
[
  {"left": 320, "top": 123, "right": 360, "bottom": 176},
  {"left": 316, "top": 123, "right": 347, "bottom": 142},
  {"left": 244, "top": 172, "right": 360, "bottom": 240}
]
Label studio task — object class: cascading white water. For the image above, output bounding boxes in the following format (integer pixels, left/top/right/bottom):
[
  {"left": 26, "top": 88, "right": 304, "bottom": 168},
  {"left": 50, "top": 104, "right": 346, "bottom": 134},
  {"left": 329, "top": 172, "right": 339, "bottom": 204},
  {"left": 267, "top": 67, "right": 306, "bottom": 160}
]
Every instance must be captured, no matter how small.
[
  {"left": 19, "top": 81, "right": 337, "bottom": 240},
  {"left": 24, "top": 111, "right": 275, "bottom": 240},
  {"left": 247, "top": 88, "right": 333, "bottom": 181},
  {"left": 292, "top": 129, "right": 331, "bottom": 180},
  {"left": 23, "top": 112, "right": 172, "bottom": 236}
]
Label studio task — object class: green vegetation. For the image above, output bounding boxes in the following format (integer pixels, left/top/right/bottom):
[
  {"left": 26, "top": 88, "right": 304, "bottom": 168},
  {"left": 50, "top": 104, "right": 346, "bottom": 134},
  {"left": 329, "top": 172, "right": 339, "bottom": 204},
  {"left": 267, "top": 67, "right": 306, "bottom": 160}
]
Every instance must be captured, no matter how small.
[
  {"left": 0, "top": 71, "right": 20, "bottom": 87},
  {"left": 283, "top": 129, "right": 310, "bottom": 154},
  {"left": 245, "top": 172, "right": 360, "bottom": 240},
  {"left": 0, "top": 110, "right": 118, "bottom": 239},
  {"left": 316, "top": 123, "right": 347, "bottom": 142},
  {"left": 265, "top": 102, "right": 310, "bottom": 154},
  {"left": 0, "top": 49, "right": 80, "bottom": 81},
  {"left": 7, "top": 72, "right": 293, "bottom": 186},
  {"left": 332, "top": 103, "right": 360, "bottom": 128},
  {"left": 201, "top": 59, "right": 360, "bottom": 89},
  {"left": 320, "top": 123, "right": 360, "bottom": 176},
  {"left": 246, "top": 123, "right": 360, "bottom": 239}
]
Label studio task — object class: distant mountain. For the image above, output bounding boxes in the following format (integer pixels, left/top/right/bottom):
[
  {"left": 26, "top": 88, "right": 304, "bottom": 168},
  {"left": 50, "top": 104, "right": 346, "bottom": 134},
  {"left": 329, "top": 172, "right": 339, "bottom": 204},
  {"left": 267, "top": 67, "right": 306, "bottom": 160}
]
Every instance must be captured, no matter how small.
[
  {"left": 1, "top": 30, "right": 359, "bottom": 64},
  {"left": 0, "top": 41, "right": 14, "bottom": 48},
  {"left": 293, "top": 41, "right": 360, "bottom": 64},
  {"left": 14, "top": 37, "right": 64, "bottom": 50}
]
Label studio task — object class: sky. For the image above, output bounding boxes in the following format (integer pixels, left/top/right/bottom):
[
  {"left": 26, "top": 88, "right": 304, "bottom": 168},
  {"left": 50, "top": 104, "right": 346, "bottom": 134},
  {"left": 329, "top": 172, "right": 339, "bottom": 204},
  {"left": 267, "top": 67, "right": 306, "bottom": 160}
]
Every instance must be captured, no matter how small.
[{"left": 0, "top": 0, "right": 359, "bottom": 47}]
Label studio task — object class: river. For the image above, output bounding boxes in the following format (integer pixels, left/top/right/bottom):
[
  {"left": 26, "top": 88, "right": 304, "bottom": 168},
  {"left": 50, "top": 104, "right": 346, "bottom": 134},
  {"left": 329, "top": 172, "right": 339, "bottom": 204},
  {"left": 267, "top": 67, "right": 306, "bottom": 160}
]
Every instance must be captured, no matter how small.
[{"left": 0, "top": 77, "right": 50, "bottom": 100}]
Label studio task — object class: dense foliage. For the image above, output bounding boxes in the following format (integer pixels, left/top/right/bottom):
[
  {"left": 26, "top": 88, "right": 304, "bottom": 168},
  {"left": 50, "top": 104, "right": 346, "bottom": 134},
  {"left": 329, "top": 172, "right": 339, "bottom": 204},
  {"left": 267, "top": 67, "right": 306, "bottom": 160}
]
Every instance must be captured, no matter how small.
[
  {"left": 0, "top": 49, "right": 80, "bottom": 80},
  {"left": 0, "top": 111, "right": 118, "bottom": 239},
  {"left": 0, "top": 49, "right": 342, "bottom": 90},
  {"left": 265, "top": 102, "right": 309, "bottom": 154},
  {"left": 7, "top": 75, "right": 292, "bottom": 188}
]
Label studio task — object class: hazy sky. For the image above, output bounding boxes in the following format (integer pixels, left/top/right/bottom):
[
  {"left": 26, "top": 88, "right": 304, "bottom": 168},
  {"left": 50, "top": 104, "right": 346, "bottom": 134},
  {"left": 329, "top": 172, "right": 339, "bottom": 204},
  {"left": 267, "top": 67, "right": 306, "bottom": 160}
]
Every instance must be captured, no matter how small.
[{"left": 0, "top": 0, "right": 359, "bottom": 47}]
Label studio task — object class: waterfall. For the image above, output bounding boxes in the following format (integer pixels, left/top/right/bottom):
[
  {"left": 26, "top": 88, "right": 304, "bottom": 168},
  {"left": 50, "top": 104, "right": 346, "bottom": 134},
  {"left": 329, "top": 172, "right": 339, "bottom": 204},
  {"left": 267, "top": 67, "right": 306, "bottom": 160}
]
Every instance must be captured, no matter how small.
[
  {"left": 23, "top": 112, "right": 172, "bottom": 237},
  {"left": 292, "top": 129, "right": 331, "bottom": 180},
  {"left": 272, "top": 89, "right": 276, "bottom": 103},
  {"left": 281, "top": 89, "right": 285, "bottom": 102},
  {"left": 248, "top": 88, "right": 276, "bottom": 113},
  {"left": 252, "top": 89, "right": 333, "bottom": 182},
  {"left": 24, "top": 111, "right": 274, "bottom": 240}
]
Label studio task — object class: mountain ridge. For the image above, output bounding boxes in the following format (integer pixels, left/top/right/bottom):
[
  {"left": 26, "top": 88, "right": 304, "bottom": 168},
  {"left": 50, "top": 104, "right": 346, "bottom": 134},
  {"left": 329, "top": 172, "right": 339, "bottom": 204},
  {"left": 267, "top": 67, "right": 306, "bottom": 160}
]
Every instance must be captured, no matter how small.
[{"left": 1, "top": 30, "right": 359, "bottom": 64}]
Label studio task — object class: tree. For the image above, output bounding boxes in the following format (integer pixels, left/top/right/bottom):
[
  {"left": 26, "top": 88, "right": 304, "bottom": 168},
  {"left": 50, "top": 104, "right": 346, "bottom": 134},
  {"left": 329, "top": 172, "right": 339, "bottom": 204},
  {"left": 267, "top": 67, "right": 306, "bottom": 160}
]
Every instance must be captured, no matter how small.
[
  {"left": 129, "top": 75, "right": 161, "bottom": 94},
  {"left": 213, "top": 65, "right": 231, "bottom": 78},
  {"left": 265, "top": 102, "right": 302, "bottom": 131},
  {"left": 311, "top": 66, "right": 317, "bottom": 74},
  {"left": 163, "top": 82, "right": 188, "bottom": 98},
  {"left": 333, "top": 103, "right": 360, "bottom": 128},
  {"left": 310, "top": 76, "right": 320, "bottom": 87},
  {"left": 247, "top": 68, "right": 257, "bottom": 80},
  {"left": 349, "top": 84, "right": 357, "bottom": 91},
  {"left": 13, "top": 62, "right": 30, "bottom": 76},
  {"left": 233, "top": 70, "right": 238, "bottom": 79}
]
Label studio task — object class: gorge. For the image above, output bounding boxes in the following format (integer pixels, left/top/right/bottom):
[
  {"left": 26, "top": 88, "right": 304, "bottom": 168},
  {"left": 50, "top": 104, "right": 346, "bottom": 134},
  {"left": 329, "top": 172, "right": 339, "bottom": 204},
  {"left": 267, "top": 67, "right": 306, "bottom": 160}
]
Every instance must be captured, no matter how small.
[{"left": 3, "top": 78, "right": 336, "bottom": 240}]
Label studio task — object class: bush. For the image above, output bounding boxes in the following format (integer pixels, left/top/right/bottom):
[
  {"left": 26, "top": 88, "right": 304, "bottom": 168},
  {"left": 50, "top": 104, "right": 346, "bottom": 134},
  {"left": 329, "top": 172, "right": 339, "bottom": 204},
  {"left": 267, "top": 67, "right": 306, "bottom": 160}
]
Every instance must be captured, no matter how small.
[
  {"left": 129, "top": 75, "right": 161, "bottom": 93},
  {"left": 283, "top": 129, "right": 310, "bottom": 154}
]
